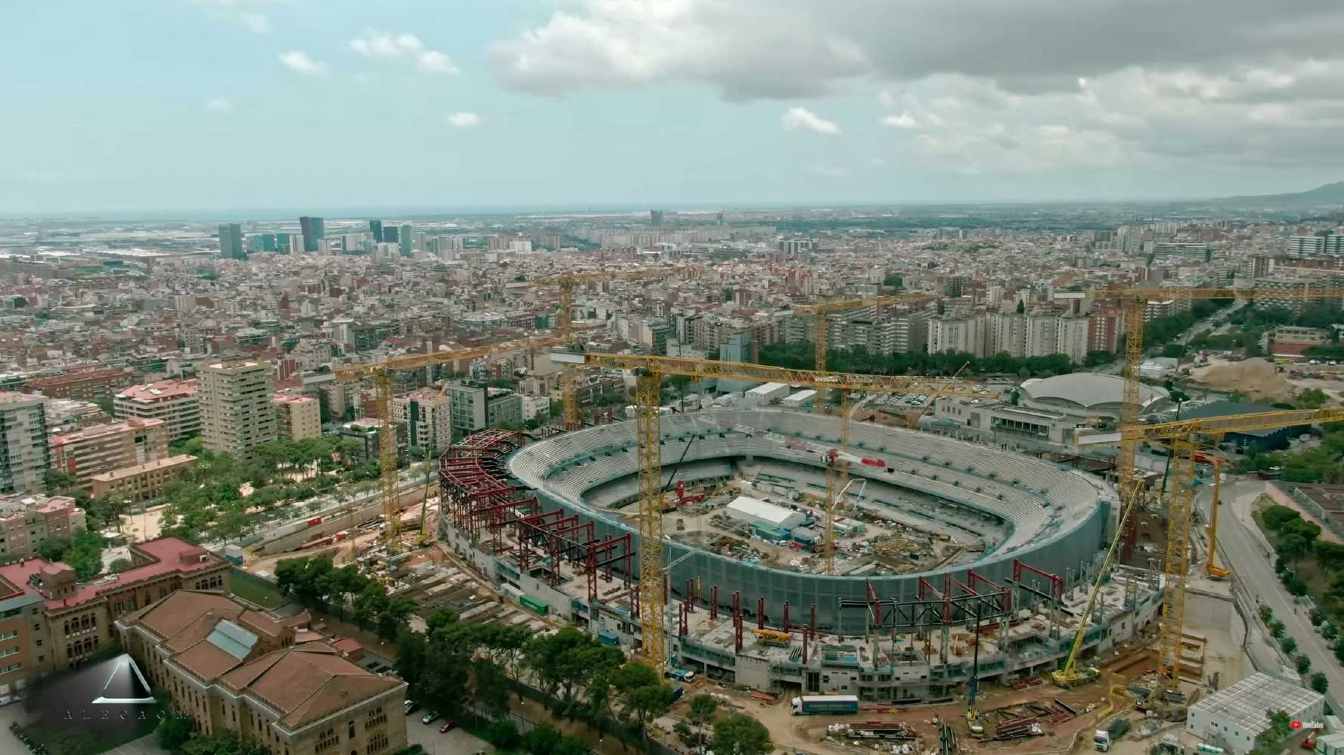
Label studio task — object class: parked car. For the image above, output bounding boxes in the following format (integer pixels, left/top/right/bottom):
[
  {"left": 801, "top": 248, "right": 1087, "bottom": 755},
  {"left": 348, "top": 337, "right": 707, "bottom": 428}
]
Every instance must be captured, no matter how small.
[
  {"left": 421, "top": 711, "right": 440, "bottom": 725},
  {"left": 439, "top": 721, "right": 457, "bottom": 733},
  {"left": 403, "top": 700, "right": 420, "bottom": 715}
]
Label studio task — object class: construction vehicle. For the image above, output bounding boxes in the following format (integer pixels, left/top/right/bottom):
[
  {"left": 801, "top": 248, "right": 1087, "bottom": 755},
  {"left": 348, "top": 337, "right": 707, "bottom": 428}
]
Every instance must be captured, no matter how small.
[
  {"left": 334, "top": 334, "right": 565, "bottom": 546},
  {"left": 753, "top": 628, "right": 791, "bottom": 646},
  {"left": 1094, "top": 718, "right": 1130, "bottom": 751},
  {"left": 554, "top": 349, "right": 981, "bottom": 669}
]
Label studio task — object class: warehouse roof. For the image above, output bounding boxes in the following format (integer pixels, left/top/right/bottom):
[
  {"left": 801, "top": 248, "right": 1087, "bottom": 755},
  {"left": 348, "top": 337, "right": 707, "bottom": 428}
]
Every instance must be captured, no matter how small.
[
  {"left": 725, "top": 495, "right": 799, "bottom": 528},
  {"left": 1188, "top": 672, "right": 1322, "bottom": 735}
]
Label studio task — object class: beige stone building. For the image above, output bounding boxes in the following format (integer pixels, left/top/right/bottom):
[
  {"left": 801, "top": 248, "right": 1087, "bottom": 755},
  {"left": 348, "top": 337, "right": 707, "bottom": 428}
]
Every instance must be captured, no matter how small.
[
  {"left": 200, "top": 362, "right": 277, "bottom": 459},
  {"left": 273, "top": 393, "right": 322, "bottom": 441},
  {"left": 49, "top": 417, "right": 169, "bottom": 493},
  {"left": 117, "top": 591, "right": 407, "bottom": 755},
  {"left": 90, "top": 453, "right": 196, "bottom": 502}
]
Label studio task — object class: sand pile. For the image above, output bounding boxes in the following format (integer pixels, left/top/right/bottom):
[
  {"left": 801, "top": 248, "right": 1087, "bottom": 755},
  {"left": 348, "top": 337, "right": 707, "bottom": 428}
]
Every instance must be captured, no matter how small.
[{"left": 1189, "top": 358, "right": 1294, "bottom": 401}]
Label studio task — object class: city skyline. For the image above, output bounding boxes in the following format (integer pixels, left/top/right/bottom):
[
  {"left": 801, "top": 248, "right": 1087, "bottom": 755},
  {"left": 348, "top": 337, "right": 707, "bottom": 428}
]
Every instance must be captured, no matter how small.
[{"left": 5, "top": 1, "right": 1344, "bottom": 214}]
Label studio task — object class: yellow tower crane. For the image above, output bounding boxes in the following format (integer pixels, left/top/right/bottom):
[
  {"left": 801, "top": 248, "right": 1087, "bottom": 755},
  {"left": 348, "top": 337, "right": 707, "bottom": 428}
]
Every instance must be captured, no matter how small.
[
  {"left": 553, "top": 350, "right": 983, "bottom": 668},
  {"left": 1052, "top": 406, "right": 1344, "bottom": 691},
  {"left": 793, "top": 294, "right": 939, "bottom": 571},
  {"left": 1078, "top": 285, "right": 1344, "bottom": 689},
  {"left": 334, "top": 335, "right": 566, "bottom": 544},
  {"left": 533, "top": 266, "right": 701, "bottom": 430}
]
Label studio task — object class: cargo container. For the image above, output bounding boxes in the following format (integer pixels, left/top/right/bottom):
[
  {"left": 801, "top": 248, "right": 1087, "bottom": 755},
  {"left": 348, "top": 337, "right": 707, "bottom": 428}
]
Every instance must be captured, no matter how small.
[{"left": 520, "top": 595, "right": 549, "bottom": 615}]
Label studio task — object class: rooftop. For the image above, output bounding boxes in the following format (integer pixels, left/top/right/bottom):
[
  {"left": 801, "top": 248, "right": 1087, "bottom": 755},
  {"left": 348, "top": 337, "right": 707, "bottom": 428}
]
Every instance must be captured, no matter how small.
[
  {"left": 1189, "top": 672, "right": 1323, "bottom": 732},
  {"left": 115, "top": 379, "right": 199, "bottom": 403},
  {"left": 89, "top": 454, "right": 196, "bottom": 483},
  {"left": 50, "top": 417, "right": 164, "bottom": 446},
  {"left": 0, "top": 537, "right": 222, "bottom": 612}
]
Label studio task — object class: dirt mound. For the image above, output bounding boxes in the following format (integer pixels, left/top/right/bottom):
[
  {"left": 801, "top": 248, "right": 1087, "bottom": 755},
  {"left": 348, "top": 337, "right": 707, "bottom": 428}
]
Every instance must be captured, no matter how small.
[{"left": 1190, "top": 358, "right": 1293, "bottom": 401}]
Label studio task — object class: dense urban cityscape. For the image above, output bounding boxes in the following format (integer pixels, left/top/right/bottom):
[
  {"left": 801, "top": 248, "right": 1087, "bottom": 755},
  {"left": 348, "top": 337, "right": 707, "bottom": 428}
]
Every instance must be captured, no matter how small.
[{"left": 8, "top": 2, "right": 1344, "bottom": 755}]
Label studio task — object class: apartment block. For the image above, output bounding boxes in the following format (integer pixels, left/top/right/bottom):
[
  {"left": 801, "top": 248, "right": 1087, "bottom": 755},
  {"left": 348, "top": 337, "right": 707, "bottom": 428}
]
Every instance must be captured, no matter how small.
[
  {"left": 0, "top": 538, "right": 227, "bottom": 694},
  {"left": 49, "top": 418, "right": 169, "bottom": 493},
  {"left": 26, "top": 367, "right": 136, "bottom": 402},
  {"left": 200, "top": 362, "right": 277, "bottom": 459},
  {"left": 448, "top": 384, "right": 523, "bottom": 435},
  {"left": 0, "top": 494, "right": 87, "bottom": 561},
  {"left": 0, "top": 393, "right": 49, "bottom": 495},
  {"left": 928, "top": 314, "right": 987, "bottom": 357},
  {"left": 117, "top": 591, "right": 407, "bottom": 755},
  {"left": 113, "top": 379, "right": 201, "bottom": 441},
  {"left": 90, "top": 454, "right": 196, "bottom": 502},
  {"left": 392, "top": 389, "right": 452, "bottom": 455},
  {"left": 273, "top": 393, "right": 321, "bottom": 441}
]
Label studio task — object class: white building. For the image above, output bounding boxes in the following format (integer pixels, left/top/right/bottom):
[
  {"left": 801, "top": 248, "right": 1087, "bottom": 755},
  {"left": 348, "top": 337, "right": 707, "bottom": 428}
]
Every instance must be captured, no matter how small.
[
  {"left": 724, "top": 496, "right": 804, "bottom": 533},
  {"left": 0, "top": 393, "right": 49, "bottom": 495},
  {"left": 928, "top": 313, "right": 986, "bottom": 357},
  {"left": 744, "top": 383, "right": 790, "bottom": 407},
  {"left": 1186, "top": 672, "right": 1323, "bottom": 755},
  {"left": 393, "top": 389, "right": 453, "bottom": 455}
]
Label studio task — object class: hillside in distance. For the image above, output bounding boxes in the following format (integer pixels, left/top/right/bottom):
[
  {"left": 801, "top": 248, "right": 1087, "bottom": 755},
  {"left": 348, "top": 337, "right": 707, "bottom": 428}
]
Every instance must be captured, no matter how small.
[{"left": 1216, "top": 181, "right": 1344, "bottom": 208}]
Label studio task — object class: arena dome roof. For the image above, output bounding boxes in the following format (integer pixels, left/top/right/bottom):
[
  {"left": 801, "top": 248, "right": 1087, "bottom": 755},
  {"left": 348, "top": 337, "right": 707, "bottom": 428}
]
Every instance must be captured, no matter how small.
[{"left": 1019, "top": 373, "right": 1169, "bottom": 416}]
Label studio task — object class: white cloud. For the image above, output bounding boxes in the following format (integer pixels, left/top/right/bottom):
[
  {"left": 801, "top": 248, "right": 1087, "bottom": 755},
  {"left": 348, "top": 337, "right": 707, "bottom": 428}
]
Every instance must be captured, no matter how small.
[
  {"left": 781, "top": 107, "right": 840, "bottom": 135},
  {"left": 205, "top": 97, "right": 234, "bottom": 113},
  {"left": 882, "top": 112, "right": 918, "bottom": 128},
  {"left": 279, "top": 50, "right": 326, "bottom": 76},
  {"left": 240, "top": 12, "right": 270, "bottom": 34},
  {"left": 350, "top": 31, "right": 459, "bottom": 75},
  {"left": 447, "top": 112, "right": 482, "bottom": 128}
]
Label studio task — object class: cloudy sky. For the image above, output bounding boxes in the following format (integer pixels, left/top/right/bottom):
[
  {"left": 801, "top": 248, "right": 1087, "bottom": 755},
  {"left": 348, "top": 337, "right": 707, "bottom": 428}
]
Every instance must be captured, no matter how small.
[{"left": 4, "top": 0, "right": 1344, "bottom": 214}]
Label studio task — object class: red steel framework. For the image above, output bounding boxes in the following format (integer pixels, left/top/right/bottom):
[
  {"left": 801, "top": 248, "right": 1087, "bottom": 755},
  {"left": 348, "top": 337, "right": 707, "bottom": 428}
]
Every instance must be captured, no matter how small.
[{"left": 440, "top": 430, "right": 633, "bottom": 608}]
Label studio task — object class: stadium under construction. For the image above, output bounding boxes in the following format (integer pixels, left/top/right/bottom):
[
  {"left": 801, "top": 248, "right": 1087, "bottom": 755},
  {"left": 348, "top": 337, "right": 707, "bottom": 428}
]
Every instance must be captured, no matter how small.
[{"left": 438, "top": 410, "right": 1164, "bottom": 703}]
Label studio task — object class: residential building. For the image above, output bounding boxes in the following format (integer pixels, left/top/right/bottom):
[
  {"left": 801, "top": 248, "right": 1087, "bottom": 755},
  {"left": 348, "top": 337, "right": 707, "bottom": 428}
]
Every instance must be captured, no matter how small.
[
  {"left": 117, "top": 591, "right": 407, "bottom": 755},
  {"left": 1287, "top": 233, "right": 1344, "bottom": 256},
  {"left": 0, "top": 393, "right": 49, "bottom": 495},
  {"left": 218, "top": 223, "right": 244, "bottom": 260},
  {"left": 200, "top": 362, "right": 277, "bottom": 459},
  {"left": 1055, "top": 316, "right": 1091, "bottom": 364},
  {"left": 0, "top": 538, "right": 228, "bottom": 694},
  {"left": 27, "top": 367, "right": 136, "bottom": 402},
  {"left": 1088, "top": 307, "right": 1122, "bottom": 354},
  {"left": 113, "top": 379, "right": 201, "bottom": 442},
  {"left": 0, "top": 494, "right": 87, "bottom": 561},
  {"left": 988, "top": 313, "right": 1026, "bottom": 357},
  {"left": 90, "top": 454, "right": 197, "bottom": 502},
  {"left": 1023, "top": 311, "right": 1059, "bottom": 357},
  {"left": 273, "top": 393, "right": 321, "bottom": 441},
  {"left": 398, "top": 223, "right": 414, "bottom": 256},
  {"left": 392, "top": 389, "right": 452, "bottom": 455},
  {"left": 299, "top": 216, "right": 325, "bottom": 253},
  {"left": 448, "top": 384, "right": 523, "bottom": 435},
  {"left": 49, "top": 418, "right": 169, "bottom": 493},
  {"left": 928, "top": 313, "right": 986, "bottom": 357}
]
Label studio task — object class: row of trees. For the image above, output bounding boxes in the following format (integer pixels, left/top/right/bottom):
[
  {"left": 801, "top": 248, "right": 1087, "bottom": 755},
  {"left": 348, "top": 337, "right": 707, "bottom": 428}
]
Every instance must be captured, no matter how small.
[
  {"left": 1257, "top": 502, "right": 1340, "bottom": 694},
  {"left": 274, "top": 556, "right": 417, "bottom": 641},
  {"left": 160, "top": 436, "right": 381, "bottom": 544},
  {"left": 756, "top": 340, "right": 1088, "bottom": 379},
  {"left": 395, "top": 621, "right": 772, "bottom": 755}
]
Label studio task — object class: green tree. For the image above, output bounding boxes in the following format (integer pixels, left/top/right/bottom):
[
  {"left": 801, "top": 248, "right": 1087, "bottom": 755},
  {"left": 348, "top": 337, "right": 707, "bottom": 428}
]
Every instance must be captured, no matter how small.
[
  {"left": 523, "top": 724, "right": 564, "bottom": 755},
  {"left": 1250, "top": 709, "right": 1293, "bottom": 755},
  {"left": 712, "top": 713, "right": 773, "bottom": 755},
  {"left": 156, "top": 705, "right": 194, "bottom": 751},
  {"left": 1258, "top": 605, "right": 1274, "bottom": 623},
  {"left": 1312, "top": 672, "right": 1329, "bottom": 694},
  {"left": 1280, "top": 637, "right": 1296, "bottom": 656},
  {"left": 1298, "top": 388, "right": 1329, "bottom": 409},
  {"left": 1296, "top": 655, "right": 1311, "bottom": 674},
  {"left": 1335, "top": 643, "right": 1344, "bottom": 665},
  {"left": 1310, "top": 608, "right": 1325, "bottom": 626},
  {"left": 1323, "top": 623, "right": 1338, "bottom": 641},
  {"left": 688, "top": 693, "right": 719, "bottom": 750},
  {"left": 524, "top": 627, "right": 623, "bottom": 709},
  {"left": 882, "top": 272, "right": 903, "bottom": 289}
]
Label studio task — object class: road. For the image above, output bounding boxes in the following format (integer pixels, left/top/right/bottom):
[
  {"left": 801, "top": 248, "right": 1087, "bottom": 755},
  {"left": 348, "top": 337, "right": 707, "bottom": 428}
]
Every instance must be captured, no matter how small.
[{"left": 1203, "top": 479, "right": 1342, "bottom": 708}]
